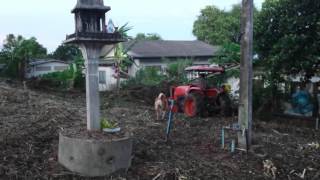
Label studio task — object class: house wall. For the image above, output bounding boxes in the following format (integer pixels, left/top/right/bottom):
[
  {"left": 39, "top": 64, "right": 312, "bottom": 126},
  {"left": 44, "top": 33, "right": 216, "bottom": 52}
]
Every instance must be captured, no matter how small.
[
  {"left": 101, "top": 45, "right": 115, "bottom": 57},
  {"left": 127, "top": 57, "right": 211, "bottom": 77},
  {"left": 98, "top": 66, "right": 116, "bottom": 91},
  {"left": 128, "top": 59, "right": 141, "bottom": 77},
  {"left": 98, "top": 66, "right": 126, "bottom": 91},
  {"left": 26, "top": 62, "right": 69, "bottom": 78}
]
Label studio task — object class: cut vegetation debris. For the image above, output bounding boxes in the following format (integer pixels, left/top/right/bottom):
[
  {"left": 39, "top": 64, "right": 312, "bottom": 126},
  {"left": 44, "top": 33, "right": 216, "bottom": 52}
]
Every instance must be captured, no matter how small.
[{"left": 0, "top": 79, "right": 320, "bottom": 179}]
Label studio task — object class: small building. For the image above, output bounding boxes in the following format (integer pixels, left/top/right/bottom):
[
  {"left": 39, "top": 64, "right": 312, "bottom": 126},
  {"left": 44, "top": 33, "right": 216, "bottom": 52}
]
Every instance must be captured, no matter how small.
[
  {"left": 26, "top": 59, "right": 70, "bottom": 78},
  {"left": 124, "top": 40, "right": 219, "bottom": 77}
]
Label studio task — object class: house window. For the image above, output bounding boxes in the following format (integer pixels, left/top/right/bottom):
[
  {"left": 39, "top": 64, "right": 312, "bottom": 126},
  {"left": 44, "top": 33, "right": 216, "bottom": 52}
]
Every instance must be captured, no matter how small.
[
  {"left": 54, "top": 66, "right": 68, "bottom": 71},
  {"left": 35, "top": 66, "right": 51, "bottom": 72},
  {"left": 99, "top": 71, "right": 106, "bottom": 84}
]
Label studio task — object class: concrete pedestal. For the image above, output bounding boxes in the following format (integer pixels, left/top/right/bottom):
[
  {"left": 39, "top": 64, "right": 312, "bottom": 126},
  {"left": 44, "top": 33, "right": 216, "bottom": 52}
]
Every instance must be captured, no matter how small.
[{"left": 58, "top": 132, "right": 132, "bottom": 177}]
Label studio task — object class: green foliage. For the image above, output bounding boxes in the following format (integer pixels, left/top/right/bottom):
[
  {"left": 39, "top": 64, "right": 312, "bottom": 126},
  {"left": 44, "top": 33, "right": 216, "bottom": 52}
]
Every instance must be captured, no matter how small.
[
  {"left": 50, "top": 44, "right": 81, "bottom": 62},
  {"left": 118, "top": 22, "right": 133, "bottom": 40},
  {"left": 113, "top": 43, "right": 132, "bottom": 70},
  {"left": 208, "top": 43, "right": 240, "bottom": 84},
  {"left": 0, "top": 34, "right": 47, "bottom": 79},
  {"left": 73, "top": 56, "right": 85, "bottom": 89},
  {"left": 193, "top": 4, "right": 258, "bottom": 45},
  {"left": 40, "top": 56, "right": 85, "bottom": 89},
  {"left": 255, "top": 0, "right": 320, "bottom": 82},
  {"left": 211, "top": 43, "right": 240, "bottom": 65},
  {"left": 101, "top": 118, "right": 118, "bottom": 129},
  {"left": 135, "top": 33, "right": 162, "bottom": 40},
  {"left": 122, "top": 59, "right": 194, "bottom": 88},
  {"left": 123, "top": 67, "right": 166, "bottom": 87},
  {"left": 252, "top": 80, "right": 273, "bottom": 112},
  {"left": 166, "top": 59, "right": 192, "bottom": 83},
  {"left": 193, "top": 4, "right": 241, "bottom": 45},
  {"left": 40, "top": 65, "right": 75, "bottom": 89}
]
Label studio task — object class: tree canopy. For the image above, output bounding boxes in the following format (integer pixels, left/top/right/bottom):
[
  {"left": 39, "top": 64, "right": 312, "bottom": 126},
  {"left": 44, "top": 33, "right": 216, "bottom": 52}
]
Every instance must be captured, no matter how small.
[
  {"left": 255, "top": 0, "right": 320, "bottom": 81},
  {"left": 193, "top": 4, "right": 242, "bottom": 45},
  {"left": 135, "top": 33, "right": 162, "bottom": 41},
  {"left": 193, "top": 4, "right": 259, "bottom": 45},
  {"left": 0, "top": 34, "right": 47, "bottom": 79},
  {"left": 50, "top": 44, "right": 81, "bottom": 62}
]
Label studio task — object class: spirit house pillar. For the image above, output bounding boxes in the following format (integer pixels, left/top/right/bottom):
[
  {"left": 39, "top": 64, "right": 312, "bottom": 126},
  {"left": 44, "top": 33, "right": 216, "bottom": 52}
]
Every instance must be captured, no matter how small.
[
  {"left": 80, "top": 44, "right": 102, "bottom": 130},
  {"left": 65, "top": 0, "right": 124, "bottom": 130}
]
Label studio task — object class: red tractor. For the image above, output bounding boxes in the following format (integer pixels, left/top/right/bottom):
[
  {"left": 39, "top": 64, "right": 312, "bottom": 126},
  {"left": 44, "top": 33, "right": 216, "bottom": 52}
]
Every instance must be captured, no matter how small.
[{"left": 170, "top": 65, "right": 232, "bottom": 117}]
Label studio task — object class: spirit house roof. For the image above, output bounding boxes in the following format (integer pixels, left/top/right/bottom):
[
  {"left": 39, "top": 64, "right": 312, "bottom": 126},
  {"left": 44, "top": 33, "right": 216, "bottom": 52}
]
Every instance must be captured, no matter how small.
[
  {"left": 65, "top": 0, "right": 124, "bottom": 44},
  {"left": 72, "top": 0, "right": 111, "bottom": 13}
]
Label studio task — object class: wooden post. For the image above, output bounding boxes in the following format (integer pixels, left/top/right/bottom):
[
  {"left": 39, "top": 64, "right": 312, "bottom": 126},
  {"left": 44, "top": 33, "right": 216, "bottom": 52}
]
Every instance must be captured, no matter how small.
[{"left": 238, "top": 0, "right": 253, "bottom": 149}]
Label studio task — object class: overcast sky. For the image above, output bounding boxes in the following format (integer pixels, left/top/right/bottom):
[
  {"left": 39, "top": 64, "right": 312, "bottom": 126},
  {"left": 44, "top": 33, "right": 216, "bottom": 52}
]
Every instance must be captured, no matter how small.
[{"left": 0, "top": 0, "right": 264, "bottom": 52}]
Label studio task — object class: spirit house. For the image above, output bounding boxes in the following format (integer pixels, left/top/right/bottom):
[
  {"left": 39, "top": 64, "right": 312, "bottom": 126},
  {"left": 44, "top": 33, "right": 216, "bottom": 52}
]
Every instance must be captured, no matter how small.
[
  {"left": 65, "top": 0, "right": 124, "bottom": 130},
  {"left": 66, "top": 0, "right": 123, "bottom": 43}
]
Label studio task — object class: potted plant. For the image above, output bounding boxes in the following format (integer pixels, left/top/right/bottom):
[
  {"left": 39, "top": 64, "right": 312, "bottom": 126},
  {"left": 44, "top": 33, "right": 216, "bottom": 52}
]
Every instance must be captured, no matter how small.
[{"left": 101, "top": 118, "right": 121, "bottom": 133}]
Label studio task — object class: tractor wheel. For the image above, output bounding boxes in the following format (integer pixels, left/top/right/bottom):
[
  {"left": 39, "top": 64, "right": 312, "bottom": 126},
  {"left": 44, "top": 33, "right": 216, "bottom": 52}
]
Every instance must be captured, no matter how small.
[
  {"left": 217, "top": 93, "right": 232, "bottom": 116},
  {"left": 184, "top": 93, "right": 204, "bottom": 117}
]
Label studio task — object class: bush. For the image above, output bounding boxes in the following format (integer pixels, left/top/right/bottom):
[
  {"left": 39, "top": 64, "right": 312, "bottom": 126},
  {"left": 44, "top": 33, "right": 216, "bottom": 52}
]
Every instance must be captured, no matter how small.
[
  {"left": 122, "top": 59, "right": 194, "bottom": 88},
  {"left": 40, "top": 65, "right": 75, "bottom": 89},
  {"left": 166, "top": 59, "right": 192, "bottom": 83},
  {"left": 122, "top": 67, "right": 166, "bottom": 87},
  {"left": 40, "top": 57, "right": 85, "bottom": 90}
]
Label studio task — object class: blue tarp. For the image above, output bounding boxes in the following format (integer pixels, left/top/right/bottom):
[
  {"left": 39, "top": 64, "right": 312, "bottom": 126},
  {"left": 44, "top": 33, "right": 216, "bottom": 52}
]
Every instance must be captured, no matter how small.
[{"left": 292, "top": 90, "right": 313, "bottom": 115}]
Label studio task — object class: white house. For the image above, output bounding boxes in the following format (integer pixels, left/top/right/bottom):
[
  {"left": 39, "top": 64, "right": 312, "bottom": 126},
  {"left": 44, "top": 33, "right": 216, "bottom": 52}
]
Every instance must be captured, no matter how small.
[
  {"left": 98, "top": 61, "right": 119, "bottom": 91},
  {"left": 26, "top": 59, "right": 70, "bottom": 78},
  {"left": 97, "top": 45, "right": 116, "bottom": 91},
  {"left": 123, "top": 40, "right": 220, "bottom": 77}
]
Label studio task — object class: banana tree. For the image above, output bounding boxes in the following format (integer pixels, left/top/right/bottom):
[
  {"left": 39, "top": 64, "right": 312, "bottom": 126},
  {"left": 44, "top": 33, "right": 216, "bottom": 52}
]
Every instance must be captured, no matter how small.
[{"left": 103, "top": 23, "right": 133, "bottom": 94}]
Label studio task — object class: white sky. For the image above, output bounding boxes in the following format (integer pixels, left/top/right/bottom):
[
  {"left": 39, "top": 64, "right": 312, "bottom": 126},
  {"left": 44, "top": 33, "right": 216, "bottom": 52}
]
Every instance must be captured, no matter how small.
[{"left": 0, "top": 0, "right": 264, "bottom": 52}]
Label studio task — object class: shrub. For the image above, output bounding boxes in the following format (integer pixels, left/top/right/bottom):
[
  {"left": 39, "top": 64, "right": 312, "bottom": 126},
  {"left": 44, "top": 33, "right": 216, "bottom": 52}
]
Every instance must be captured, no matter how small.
[
  {"left": 122, "top": 59, "right": 194, "bottom": 88},
  {"left": 40, "top": 65, "right": 75, "bottom": 89},
  {"left": 122, "top": 67, "right": 166, "bottom": 87},
  {"left": 40, "top": 57, "right": 85, "bottom": 90},
  {"left": 166, "top": 59, "right": 192, "bottom": 83}
]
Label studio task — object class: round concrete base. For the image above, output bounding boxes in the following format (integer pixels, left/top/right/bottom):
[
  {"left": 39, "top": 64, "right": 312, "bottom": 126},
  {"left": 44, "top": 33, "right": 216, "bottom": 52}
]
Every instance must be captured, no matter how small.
[{"left": 58, "top": 132, "right": 132, "bottom": 177}]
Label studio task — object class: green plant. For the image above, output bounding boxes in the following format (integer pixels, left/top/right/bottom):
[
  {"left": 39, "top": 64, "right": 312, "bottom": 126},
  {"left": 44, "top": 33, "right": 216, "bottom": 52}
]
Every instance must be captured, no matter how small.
[
  {"left": 0, "top": 34, "right": 47, "bottom": 79},
  {"left": 255, "top": 0, "right": 320, "bottom": 82},
  {"left": 122, "top": 67, "right": 167, "bottom": 87},
  {"left": 101, "top": 118, "right": 118, "bottom": 129},
  {"left": 39, "top": 56, "right": 85, "bottom": 90},
  {"left": 166, "top": 59, "right": 192, "bottom": 84}
]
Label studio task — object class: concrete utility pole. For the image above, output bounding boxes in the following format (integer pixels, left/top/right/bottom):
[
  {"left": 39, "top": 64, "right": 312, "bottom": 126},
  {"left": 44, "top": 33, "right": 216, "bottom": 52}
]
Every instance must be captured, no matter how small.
[{"left": 238, "top": 0, "right": 253, "bottom": 149}]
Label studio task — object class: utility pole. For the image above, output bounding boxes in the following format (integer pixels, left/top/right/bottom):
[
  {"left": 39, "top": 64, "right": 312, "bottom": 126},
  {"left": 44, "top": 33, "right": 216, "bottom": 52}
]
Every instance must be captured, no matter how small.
[{"left": 238, "top": 0, "right": 253, "bottom": 150}]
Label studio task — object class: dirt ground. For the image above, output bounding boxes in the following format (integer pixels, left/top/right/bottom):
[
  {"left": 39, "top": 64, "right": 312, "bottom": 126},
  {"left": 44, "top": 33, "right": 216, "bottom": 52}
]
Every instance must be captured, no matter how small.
[{"left": 0, "top": 80, "right": 320, "bottom": 180}]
